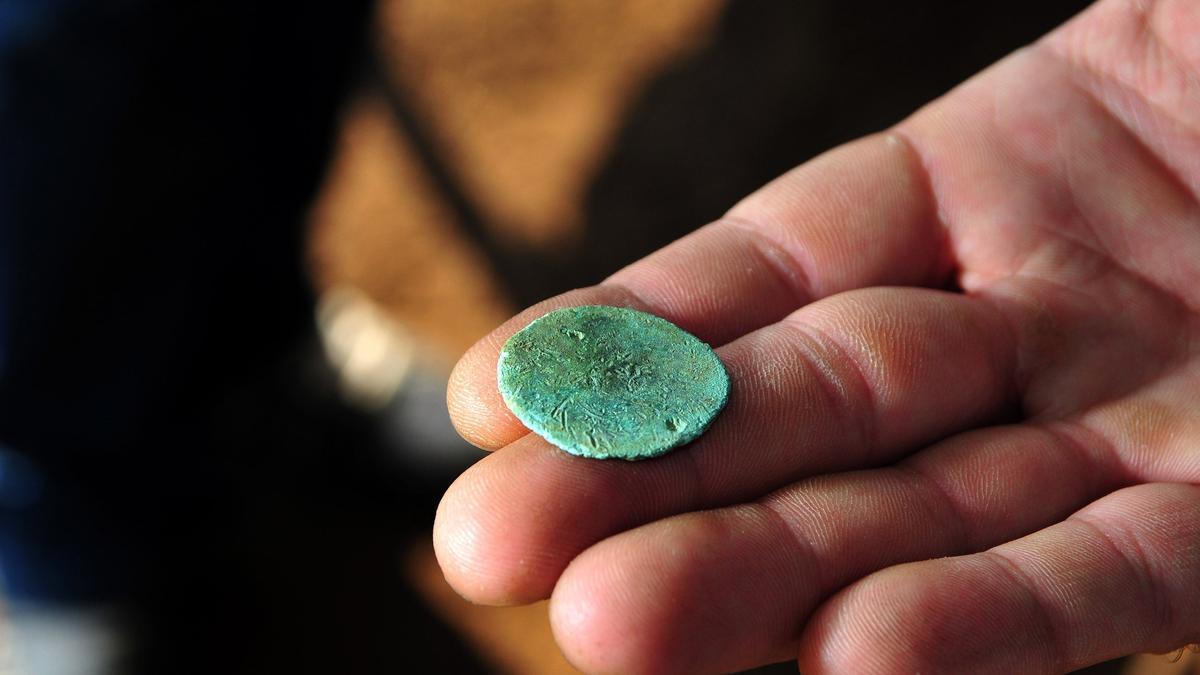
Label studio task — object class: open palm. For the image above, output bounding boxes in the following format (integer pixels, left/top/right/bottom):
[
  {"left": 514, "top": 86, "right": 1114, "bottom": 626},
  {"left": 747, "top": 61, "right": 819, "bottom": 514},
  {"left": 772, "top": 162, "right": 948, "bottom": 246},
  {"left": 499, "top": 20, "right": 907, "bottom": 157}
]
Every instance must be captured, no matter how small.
[{"left": 435, "top": 1, "right": 1200, "bottom": 672}]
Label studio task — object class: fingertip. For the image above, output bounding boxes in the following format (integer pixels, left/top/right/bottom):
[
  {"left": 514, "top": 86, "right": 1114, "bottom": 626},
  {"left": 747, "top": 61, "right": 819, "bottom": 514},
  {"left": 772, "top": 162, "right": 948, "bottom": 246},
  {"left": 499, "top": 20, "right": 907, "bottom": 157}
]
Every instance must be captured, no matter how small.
[
  {"left": 434, "top": 434, "right": 645, "bottom": 606},
  {"left": 797, "top": 565, "right": 925, "bottom": 675},
  {"left": 432, "top": 460, "right": 508, "bottom": 604},
  {"left": 548, "top": 571, "right": 623, "bottom": 675},
  {"left": 550, "top": 507, "right": 810, "bottom": 675},
  {"left": 550, "top": 544, "right": 680, "bottom": 675},
  {"left": 446, "top": 340, "right": 522, "bottom": 451},
  {"left": 445, "top": 286, "right": 640, "bottom": 450},
  {"left": 432, "top": 448, "right": 553, "bottom": 605}
]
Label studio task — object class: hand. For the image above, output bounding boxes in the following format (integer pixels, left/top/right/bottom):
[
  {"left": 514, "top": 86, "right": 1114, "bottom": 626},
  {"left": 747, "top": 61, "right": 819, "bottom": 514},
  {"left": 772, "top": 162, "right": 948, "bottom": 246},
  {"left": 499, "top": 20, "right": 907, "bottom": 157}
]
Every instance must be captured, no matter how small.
[{"left": 434, "top": 1, "right": 1200, "bottom": 672}]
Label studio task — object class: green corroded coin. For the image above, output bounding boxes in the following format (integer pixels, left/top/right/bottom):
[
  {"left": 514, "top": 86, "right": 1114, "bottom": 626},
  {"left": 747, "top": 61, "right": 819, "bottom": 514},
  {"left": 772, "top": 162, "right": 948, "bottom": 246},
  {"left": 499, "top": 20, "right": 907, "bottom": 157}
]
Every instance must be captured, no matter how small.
[{"left": 497, "top": 305, "right": 730, "bottom": 460}]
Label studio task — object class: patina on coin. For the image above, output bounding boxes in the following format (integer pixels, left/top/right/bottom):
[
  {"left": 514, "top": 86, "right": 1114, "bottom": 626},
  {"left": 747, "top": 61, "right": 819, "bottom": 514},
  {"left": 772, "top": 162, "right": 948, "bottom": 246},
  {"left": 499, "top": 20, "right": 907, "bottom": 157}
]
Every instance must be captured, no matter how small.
[{"left": 497, "top": 305, "right": 730, "bottom": 460}]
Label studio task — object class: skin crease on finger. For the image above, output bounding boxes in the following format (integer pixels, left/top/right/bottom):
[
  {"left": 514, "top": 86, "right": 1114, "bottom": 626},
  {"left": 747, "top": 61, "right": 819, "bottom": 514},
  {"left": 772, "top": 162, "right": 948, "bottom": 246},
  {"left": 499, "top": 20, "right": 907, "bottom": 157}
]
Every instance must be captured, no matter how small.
[
  {"left": 436, "top": 0, "right": 1200, "bottom": 673},
  {"left": 797, "top": 484, "right": 1200, "bottom": 674}
]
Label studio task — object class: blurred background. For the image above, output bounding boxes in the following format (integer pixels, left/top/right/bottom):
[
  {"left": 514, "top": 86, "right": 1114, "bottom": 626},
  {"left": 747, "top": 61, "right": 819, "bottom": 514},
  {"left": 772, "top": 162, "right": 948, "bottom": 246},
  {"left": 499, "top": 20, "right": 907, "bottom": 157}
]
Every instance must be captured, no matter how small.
[{"left": 0, "top": 1, "right": 1195, "bottom": 673}]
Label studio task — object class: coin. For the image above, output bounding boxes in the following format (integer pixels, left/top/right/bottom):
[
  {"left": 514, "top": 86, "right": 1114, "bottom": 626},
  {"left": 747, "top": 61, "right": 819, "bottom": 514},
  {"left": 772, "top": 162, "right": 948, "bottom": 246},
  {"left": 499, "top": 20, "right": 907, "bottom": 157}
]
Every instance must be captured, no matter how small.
[{"left": 497, "top": 305, "right": 730, "bottom": 460}]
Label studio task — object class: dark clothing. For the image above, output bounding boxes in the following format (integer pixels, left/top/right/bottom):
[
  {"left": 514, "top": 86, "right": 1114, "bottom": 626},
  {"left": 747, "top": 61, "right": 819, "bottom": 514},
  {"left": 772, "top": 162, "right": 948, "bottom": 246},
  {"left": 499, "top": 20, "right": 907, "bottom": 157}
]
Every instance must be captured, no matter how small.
[{"left": 0, "top": 0, "right": 367, "bottom": 603}]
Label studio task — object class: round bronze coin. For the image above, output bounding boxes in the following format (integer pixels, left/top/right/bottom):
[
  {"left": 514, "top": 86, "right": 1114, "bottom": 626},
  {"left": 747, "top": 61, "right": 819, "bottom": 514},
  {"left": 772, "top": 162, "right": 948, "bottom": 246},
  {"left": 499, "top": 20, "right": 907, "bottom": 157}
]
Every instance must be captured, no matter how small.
[{"left": 497, "top": 305, "right": 730, "bottom": 460}]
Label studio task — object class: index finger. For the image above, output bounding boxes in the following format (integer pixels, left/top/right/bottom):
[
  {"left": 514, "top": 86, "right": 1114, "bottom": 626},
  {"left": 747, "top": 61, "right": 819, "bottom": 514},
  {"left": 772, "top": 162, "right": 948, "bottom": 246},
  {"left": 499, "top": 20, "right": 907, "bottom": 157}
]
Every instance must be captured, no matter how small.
[{"left": 448, "top": 132, "right": 952, "bottom": 450}]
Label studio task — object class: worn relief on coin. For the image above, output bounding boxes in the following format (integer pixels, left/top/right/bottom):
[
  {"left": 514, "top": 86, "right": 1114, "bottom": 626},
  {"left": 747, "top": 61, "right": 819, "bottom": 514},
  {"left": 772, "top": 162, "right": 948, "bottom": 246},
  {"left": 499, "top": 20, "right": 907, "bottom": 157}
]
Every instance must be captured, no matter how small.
[{"left": 497, "top": 305, "right": 730, "bottom": 460}]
